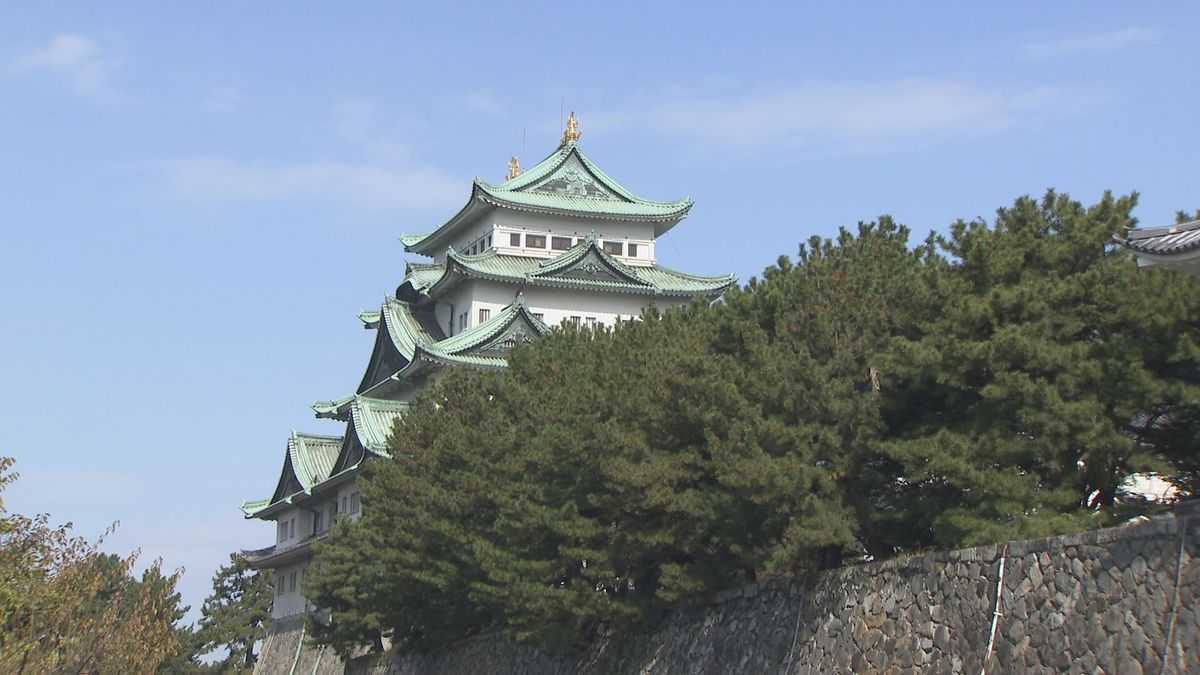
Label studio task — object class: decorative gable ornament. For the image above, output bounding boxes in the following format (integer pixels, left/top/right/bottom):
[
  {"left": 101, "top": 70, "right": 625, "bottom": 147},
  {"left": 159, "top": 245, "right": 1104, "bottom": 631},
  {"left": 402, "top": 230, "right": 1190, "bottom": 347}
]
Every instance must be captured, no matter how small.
[{"left": 532, "top": 158, "right": 615, "bottom": 200}]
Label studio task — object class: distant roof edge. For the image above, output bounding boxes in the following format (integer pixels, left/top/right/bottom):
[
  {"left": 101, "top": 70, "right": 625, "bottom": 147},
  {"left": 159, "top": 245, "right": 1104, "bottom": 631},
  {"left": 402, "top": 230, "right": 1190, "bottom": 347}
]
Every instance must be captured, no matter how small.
[{"left": 1116, "top": 217, "right": 1200, "bottom": 276}]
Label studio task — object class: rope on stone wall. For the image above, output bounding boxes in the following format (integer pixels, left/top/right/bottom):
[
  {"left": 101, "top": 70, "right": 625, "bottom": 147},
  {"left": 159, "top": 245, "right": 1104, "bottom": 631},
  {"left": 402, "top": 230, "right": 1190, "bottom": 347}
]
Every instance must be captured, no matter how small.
[
  {"left": 1160, "top": 519, "right": 1188, "bottom": 675},
  {"left": 288, "top": 621, "right": 306, "bottom": 675},
  {"left": 310, "top": 645, "right": 325, "bottom": 675},
  {"left": 779, "top": 574, "right": 807, "bottom": 675},
  {"left": 979, "top": 544, "right": 1009, "bottom": 675}
]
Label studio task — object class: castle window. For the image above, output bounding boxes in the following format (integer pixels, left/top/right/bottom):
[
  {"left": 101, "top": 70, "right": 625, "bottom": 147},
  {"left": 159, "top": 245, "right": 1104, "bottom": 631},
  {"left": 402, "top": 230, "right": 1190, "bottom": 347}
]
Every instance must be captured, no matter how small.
[
  {"left": 570, "top": 316, "right": 581, "bottom": 327},
  {"left": 628, "top": 243, "right": 639, "bottom": 257},
  {"left": 342, "top": 496, "right": 348, "bottom": 513},
  {"left": 551, "top": 236, "right": 572, "bottom": 251},
  {"left": 526, "top": 234, "right": 546, "bottom": 249},
  {"left": 602, "top": 241, "right": 623, "bottom": 256},
  {"left": 313, "top": 511, "right": 324, "bottom": 534},
  {"left": 479, "top": 308, "right": 490, "bottom": 323},
  {"left": 350, "top": 492, "right": 361, "bottom": 514},
  {"left": 279, "top": 522, "right": 288, "bottom": 542},
  {"left": 289, "top": 519, "right": 295, "bottom": 539},
  {"left": 289, "top": 571, "right": 297, "bottom": 593},
  {"left": 487, "top": 235, "right": 493, "bottom": 248},
  {"left": 509, "top": 233, "right": 521, "bottom": 246}
]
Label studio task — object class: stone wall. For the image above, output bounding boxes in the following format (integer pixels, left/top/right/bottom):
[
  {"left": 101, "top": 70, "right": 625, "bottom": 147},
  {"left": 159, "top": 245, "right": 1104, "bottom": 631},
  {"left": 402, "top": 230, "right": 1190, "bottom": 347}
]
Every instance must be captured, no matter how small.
[
  {"left": 255, "top": 615, "right": 344, "bottom": 675},
  {"left": 258, "top": 503, "right": 1198, "bottom": 674}
]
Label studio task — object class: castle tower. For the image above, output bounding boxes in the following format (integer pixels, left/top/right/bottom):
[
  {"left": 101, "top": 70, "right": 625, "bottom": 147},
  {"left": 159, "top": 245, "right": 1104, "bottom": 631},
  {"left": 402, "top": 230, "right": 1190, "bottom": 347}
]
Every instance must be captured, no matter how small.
[{"left": 240, "top": 129, "right": 736, "bottom": 620}]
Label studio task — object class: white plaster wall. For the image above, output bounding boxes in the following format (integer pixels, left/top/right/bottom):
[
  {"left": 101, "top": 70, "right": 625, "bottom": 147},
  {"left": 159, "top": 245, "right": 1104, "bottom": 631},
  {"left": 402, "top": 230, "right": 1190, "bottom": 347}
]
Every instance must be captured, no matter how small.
[
  {"left": 271, "top": 561, "right": 310, "bottom": 619},
  {"left": 273, "top": 506, "right": 311, "bottom": 551},
  {"left": 336, "top": 482, "right": 363, "bottom": 520},
  {"left": 434, "top": 285, "right": 472, "bottom": 338},
  {"left": 431, "top": 210, "right": 661, "bottom": 266},
  {"left": 433, "top": 280, "right": 689, "bottom": 334},
  {"left": 522, "top": 285, "right": 688, "bottom": 327}
]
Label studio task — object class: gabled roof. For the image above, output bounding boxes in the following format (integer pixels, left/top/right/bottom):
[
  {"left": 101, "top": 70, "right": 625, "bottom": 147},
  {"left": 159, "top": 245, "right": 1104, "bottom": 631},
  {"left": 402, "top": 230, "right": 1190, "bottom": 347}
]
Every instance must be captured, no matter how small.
[
  {"left": 412, "top": 293, "right": 552, "bottom": 369},
  {"left": 422, "top": 235, "right": 737, "bottom": 298},
  {"left": 241, "top": 431, "right": 343, "bottom": 518},
  {"left": 401, "top": 141, "right": 693, "bottom": 256},
  {"left": 326, "top": 395, "right": 409, "bottom": 477},
  {"left": 353, "top": 297, "right": 445, "bottom": 396},
  {"left": 322, "top": 294, "right": 551, "bottom": 413},
  {"left": 242, "top": 397, "right": 410, "bottom": 520}
]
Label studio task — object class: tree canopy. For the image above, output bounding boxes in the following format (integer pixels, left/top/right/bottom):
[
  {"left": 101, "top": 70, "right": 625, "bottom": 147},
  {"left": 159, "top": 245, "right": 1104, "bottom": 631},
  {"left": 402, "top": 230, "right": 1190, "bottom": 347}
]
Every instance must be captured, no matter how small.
[
  {"left": 190, "top": 554, "right": 273, "bottom": 671},
  {"left": 307, "top": 190, "right": 1200, "bottom": 654},
  {"left": 0, "top": 457, "right": 185, "bottom": 673}
]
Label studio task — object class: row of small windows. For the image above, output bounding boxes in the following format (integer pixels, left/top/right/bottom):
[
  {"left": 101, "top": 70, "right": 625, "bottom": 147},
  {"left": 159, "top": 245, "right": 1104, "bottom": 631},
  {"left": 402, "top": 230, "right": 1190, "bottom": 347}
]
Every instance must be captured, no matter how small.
[{"left": 504, "top": 232, "right": 639, "bottom": 257}]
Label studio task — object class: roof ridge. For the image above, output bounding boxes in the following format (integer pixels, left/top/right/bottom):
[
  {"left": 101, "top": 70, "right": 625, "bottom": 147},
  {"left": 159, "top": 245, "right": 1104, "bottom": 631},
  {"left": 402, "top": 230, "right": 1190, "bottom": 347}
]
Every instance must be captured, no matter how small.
[
  {"left": 647, "top": 262, "right": 738, "bottom": 283},
  {"left": 1126, "top": 217, "right": 1200, "bottom": 240}
]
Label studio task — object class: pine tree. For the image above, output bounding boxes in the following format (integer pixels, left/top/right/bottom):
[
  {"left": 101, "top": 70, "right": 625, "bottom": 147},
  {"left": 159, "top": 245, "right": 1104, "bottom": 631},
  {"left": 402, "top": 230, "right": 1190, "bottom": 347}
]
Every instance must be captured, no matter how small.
[
  {"left": 882, "top": 191, "right": 1200, "bottom": 549},
  {"left": 193, "top": 553, "right": 273, "bottom": 670},
  {"left": 306, "top": 191, "right": 1200, "bottom": 654}
]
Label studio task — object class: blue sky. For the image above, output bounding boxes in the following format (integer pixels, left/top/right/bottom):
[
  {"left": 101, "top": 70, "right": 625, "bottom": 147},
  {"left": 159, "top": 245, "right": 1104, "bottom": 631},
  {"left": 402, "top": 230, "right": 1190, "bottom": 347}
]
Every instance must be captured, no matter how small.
[{"left": 2, "top": 2, "right": 1197, "bottom": 621}]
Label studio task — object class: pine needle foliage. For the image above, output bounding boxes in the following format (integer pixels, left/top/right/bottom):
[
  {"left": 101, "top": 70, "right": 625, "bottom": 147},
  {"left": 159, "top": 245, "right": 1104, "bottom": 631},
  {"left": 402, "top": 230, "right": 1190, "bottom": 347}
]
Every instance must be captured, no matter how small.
[
  {"left": 192, "top": 553, "right": 273, "bottom": 670},
  {"left": 308, "top": 191, "right": 1200, "bottom": 654}
]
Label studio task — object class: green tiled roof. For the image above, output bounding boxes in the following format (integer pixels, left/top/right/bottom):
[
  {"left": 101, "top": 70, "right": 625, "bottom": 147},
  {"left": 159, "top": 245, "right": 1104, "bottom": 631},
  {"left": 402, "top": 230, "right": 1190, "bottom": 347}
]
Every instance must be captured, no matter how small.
[
  {"left": 242, "top": 431, "right": 344, "bottom": 518},
  {"left": 243, "top": 396, "right": 409, "bottom": 520},
  {"left": 239, "top": 498, "right": 270, "bottom": 517},
  {"left": 423, "top": 235, "right": 736, "bottom": 298},
  {"left": 349, "top": 395, "right": 408, "bottom": 455},
  {"left": 382, "top": 296, "right": 444, "bottom": 362},
  {"left": 402, "top": 142, "right": 692, "bottom": 256},
  {"left": 416, "top": 293, "right": 551, "bottom": 367},
  {"left": 325, "top": 395, "right": 410, "bottom": 478},
  {"left": 399, "top": 262, "right": 444, "bottom": 294},
  {"left": 313, "top": 394, "right": 354, "bottom": 419}
]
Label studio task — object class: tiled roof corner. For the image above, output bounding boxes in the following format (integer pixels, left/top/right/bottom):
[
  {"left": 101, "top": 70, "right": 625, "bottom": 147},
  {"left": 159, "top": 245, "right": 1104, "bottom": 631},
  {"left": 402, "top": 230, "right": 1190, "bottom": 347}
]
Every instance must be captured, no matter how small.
[{"left": 1118, "top": 217, "right": 1200, "bottom": 255}]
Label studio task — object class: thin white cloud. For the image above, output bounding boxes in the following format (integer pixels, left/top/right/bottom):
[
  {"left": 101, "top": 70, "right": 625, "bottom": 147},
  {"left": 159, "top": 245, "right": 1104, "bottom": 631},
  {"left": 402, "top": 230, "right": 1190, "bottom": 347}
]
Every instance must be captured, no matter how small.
[
  {"left": 13, "top": 33, "right": 120, "bottom": 100},
  {"left": 202, "top": 84, "right": 245, "bottom": 115},
  {"left": 4, "top": 465, "right": 144, "bottom": 518},
  {"left": 328, "top": 96, "right": 427, "bottom": 163},
  {"left": 458, "top": 90, "right": 507, "bottom": 116},
  {"left": 163, "top": 157, "right": 461, "bottom": 211},
  {"left": 594, "top": 79, "right": 1093, "bottom": 152},
  {"left": 330, "top": 96, "right": 379, "bottom": 143},
  {"left": 1019, "top": 27, "right": 1163, "bottom": 58}
]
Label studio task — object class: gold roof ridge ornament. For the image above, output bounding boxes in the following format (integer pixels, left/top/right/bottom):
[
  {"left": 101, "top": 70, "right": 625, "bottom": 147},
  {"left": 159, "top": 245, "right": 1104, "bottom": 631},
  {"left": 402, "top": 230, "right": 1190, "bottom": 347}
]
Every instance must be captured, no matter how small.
[
  {"left": 506, "top": 156, "right": 521, "bottom": 181},
  {"left": 561, "top": 110, "right": 581, "bottom": 145}
]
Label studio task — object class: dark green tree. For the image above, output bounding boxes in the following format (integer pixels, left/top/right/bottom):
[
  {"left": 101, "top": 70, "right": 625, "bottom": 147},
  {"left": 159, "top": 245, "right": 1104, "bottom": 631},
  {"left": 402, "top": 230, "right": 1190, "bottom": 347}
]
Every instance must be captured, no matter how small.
[
  {"left": 710, "top": 216, "right": 934, "bottom": 562},
  {"left": 193, "top": 553, "right": 273, "bottom": 670},
  {"left": 306, "top": 515, "right": 391, "bottom": 656},
  {"left": 306, "top": 191, "right": 1200, "bottom": 654},
  {"left": 881, "top": 191, "right": 1200, "bottom": 550}
]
